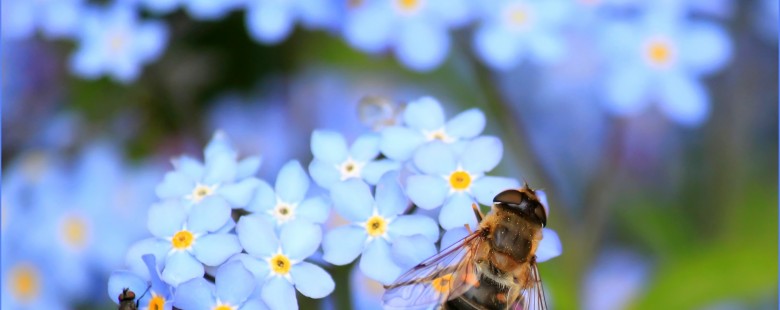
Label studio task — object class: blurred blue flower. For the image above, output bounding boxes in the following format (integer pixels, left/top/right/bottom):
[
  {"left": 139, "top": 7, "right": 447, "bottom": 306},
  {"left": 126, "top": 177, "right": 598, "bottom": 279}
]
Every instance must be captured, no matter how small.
[
  {"left": 380, "top": 96, "right": 486, "bottom": 161},
  {"left": 1, "top": 253, "right": 67, "bottom": 310},
  {"left": 599, "top": 10, "right": 732, "bottom": 126},
  {"left": 406, "top": 138, "right": 520, "bottom": 230},
  {"left": 174, "top": 261, "right": 269, "bottom": 310},
  {"left": 753, "top": 0, "right": 778, "bottom": 44},
  {"left": 1, "top": 0, "right": 83, "bottom": 39},
  {"left": 69, "top": 4, "right": 168, "bottom": 83},
  {"left": 309, "top": 130, "right": 400, "bottom": 190},
  {"left": 349, "top": 266, "right": 385, "bottom": 310},
  {"left": 472, "top": 0, "right": 571, "bottom": 70},
  {"left": 245, "top": 0, "right": 338, "bottom": 44},
  {"left": 136, "top": 200, "right": 242, "bottom": 286},
  {"left": 583, "top": 250, "right": 649, "bottom": 310},
  {"left": 342, "top": 0, "right": 471, "bottom": 71},
  {"left": 156, "top": 131, "right": 261, "bottom": 210},
  {"left": 322, "top": 173, "right": 439, "bottom": 284},
  {"left": 108, "top": 254, "right": 173, "bottom": 310},
  {"left": 233, "top": 217, "right": 335, "bottom": 310},
  {"left": 246, "top": 160, "right": 330, "bottom": 226},
  {"left": 182, "top": 0, "right": 244, "bottom": 21}
]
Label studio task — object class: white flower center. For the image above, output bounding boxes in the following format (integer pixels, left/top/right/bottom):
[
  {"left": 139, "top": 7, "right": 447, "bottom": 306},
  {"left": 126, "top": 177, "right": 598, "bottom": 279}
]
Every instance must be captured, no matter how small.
[
  {"left": 270, "top": 200, "right": 297, "bottom": 224},
  {"left": 187, "top": 183, "right": 217, "bottom": 203},
  {"left": 423, "top": 128, "right": 455, "bottom": 143},
  {"left": 338, "top": 157, "right": 366, "bottom": 181}
]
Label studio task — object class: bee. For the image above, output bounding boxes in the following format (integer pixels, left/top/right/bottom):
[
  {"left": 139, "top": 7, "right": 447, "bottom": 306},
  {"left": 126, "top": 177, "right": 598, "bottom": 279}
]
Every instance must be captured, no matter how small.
[
  {"left": 383, "top": 183, "right": 549, "bottom": 310},
  {"left": 117, "top": 286, "right": 150, "bottom": 310}
]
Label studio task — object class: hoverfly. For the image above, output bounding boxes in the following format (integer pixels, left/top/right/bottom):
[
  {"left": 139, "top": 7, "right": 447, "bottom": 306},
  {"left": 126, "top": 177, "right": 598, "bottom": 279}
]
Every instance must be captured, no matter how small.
[
  {"left": 383, "top": 184, "right": 549, "bottom": 310},
  {"left": 117, "top": 286, "right": 150, "bottom": 310}
]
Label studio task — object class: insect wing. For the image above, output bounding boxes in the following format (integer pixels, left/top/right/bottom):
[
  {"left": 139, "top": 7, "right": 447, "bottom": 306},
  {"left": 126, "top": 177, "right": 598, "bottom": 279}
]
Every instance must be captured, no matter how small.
[
  {"left": 382, "top": 232, "right": 484, "bottom": 310},
  {"left": 512, "top": 261, "right": 548, "bottom": 310}
]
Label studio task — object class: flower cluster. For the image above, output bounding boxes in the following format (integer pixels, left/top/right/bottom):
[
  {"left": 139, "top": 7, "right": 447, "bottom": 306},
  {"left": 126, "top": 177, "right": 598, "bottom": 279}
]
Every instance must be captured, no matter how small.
[{"left": 107, "top": 96, "right": 563, "bottom": 309}]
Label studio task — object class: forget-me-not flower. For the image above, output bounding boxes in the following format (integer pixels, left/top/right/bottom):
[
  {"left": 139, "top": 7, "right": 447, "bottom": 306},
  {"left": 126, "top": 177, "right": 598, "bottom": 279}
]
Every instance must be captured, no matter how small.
[
  {"left": 308, "top": 130, "right": 400, "bottom": 190},
  {"left": 380, "top": 96, "right": 486, "bottom": 161},
  {"left": 232, "top": 216, "right": 335, "bottom": 310},
  {"left": 406, "top": 137, "right": 520, "bottom": 230},
  {"left": 108, "top": 254, "right": 173, "bottom": 310},
  {"left": 245, "top": 0, "right": 337, "bottom": 44},
  {"left": 246, "top": 160, "right": 330, "bottom": 226},
  {"left": 174, "top": 261, "right": 269, "bottom": 310},
  {"left": 599, "top": 10, "right": 732, "bottom": 126},
  {"left": 322, "top": 172, "right": 439, "bottom": 284},
  {"left": 1, "top": 0, "right": 83, "bottom": 39},
  {"left": 472, "top": 0, "right": 572, "bottom": 70},
  {"left": 69, "top": 4, "right": 168, "bottom": 83},
  {"left": 156, "top": 131, "right": 261, "bottom": 213}
]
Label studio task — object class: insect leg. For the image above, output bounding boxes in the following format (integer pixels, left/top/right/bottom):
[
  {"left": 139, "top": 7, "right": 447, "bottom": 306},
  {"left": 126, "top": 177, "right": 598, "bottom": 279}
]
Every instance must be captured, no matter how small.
[
  {"left": 471, "top": 203, "right": 483, "bottom": 223},
  {"left": 135, "top": 285, "right": 152, "bottom": 308}
]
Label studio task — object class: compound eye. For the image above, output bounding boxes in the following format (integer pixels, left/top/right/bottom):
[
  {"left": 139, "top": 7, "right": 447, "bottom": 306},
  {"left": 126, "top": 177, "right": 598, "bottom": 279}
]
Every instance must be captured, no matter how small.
[
  {"left": 493, "top": 189, "right": 523, "bottom": 205},
  {"left": 119, "top": 288, "right": 135, "bottom": 302},
  {"left": 533, "top": 203, "right": 547, "bottom": 227}
]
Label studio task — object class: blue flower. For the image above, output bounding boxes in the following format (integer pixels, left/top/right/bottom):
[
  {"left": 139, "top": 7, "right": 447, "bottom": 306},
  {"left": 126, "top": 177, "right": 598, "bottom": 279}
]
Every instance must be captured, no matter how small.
[
  {"left": 69, "top": 4, "right": 168, "bottom": 83},
  {"left": 308, "top": 130, "right": 400, "bottom": 190},
  {"left": 182, "top": 0, "right": 243, "bottom": 21},
  {"left": 349, "top": 266, "right": 385, "bottom": 310},
  {"left": 1, "top": 252, "right": 67, "bottom": 310},
  {"left": 599, "top": 10, "right": 732, "bottom": 126},
  {"left": 156, "top": 131, "right": 261, "bottom": 211},
  {"left": 406, "top": 137, "right": 520, "bottom": 230},
  {"left": 322, "top": 173, "right": 439, "bottom": 284},
  {"left": 134, "top": 200, "right": 242, "bottom": 286},
  {"left": 174, "top": 261, "right": 269, "bottom": 310},
  {"left": 583, "top": 251, "right": 648, "bottom": 310},
  {"left": 108, "top": 254, "right": 174, "bottom": 310},
  {"left": 342, "top": 0, "right": 471, "bottom": 71},
  {"left": 246, "top": 160, "right": 330, "bottom": 226},
  {"left": 245, "top": 0, "right": 338, "bottom": 44},
  {"left": 232, "top": 217, "right": 335, "bottom": 310},
  {"left": 1, "top": 0, "right": 83, "bottom": 39},
  {"left": 472, "top": 0, "right": 572, "bottom": 70},
  {"left": 380, "top": 96, "right": 486, "bottom": 161}
]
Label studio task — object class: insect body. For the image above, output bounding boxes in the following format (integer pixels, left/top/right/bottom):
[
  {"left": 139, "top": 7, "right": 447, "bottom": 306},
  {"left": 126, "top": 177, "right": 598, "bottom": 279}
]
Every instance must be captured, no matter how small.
[
  {"left": 383, "top": 184, "right": 549, "bottom": 310},
  {"left": 117, "top": 286, "right": 150, "bottom": 310}
]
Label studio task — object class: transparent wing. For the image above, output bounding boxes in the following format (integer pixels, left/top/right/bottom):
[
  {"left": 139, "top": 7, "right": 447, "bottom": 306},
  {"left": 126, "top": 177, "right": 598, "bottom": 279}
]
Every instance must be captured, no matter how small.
[
  {"left": 512, "top": 259, "right": 548, "bottom": 310},
  {"left": 382, "top": 231, "right": 485, "bottom": 310}
]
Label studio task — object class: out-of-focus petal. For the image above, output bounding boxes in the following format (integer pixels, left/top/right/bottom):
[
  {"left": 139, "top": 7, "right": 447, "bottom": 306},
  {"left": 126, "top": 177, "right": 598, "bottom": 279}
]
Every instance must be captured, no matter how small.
[
  {"left": 237, "top": 156, "right": 262, "bottom": 179},
  {"left": 155, "top": 171, "right": 194, "bottom": 199},
  {"left": 536, "top": 228, "right": 562, "bottom": 262},
  {"left": 290, "top": 262, "right": 335, "bottom": 298},
  {"left": 406, "top": 175, "right": 449, "bottom": 210},
  {"left": 344, "top": 4, "right": 393, "bottom": 53},
  {"left": 361, "top": 159, "right": 401, "bottom": 185},
  {"left": 460, "top": 136, "right": 503, "bottom": 173},
  {"left": 203, "top": 152, "right": 238, "bottom": 184},
  {"left": 657, "top": 72, "right": 709, "bottom": 127},
  {"left": 246, "top": 1, "right": 294, "bottom": 44},
  {"left": 331, "top": 179, "right": 374, "bottom": 222},
  {"left": 275, "top": 160, "right": 309, "bottom": 203},
  {"left": 471, "top": 176, "right": 520, "bottom": 206},
  {"left": 445, "top": 108, "right": 485, "bottom": 139},
  {"left": 308, "top": 159, "right": 340, "bottom": 190},
  {"left": 236, "top": 215, "right": 278, "bottom": 258},
  {"left": 162, "top": 252, "right": 204, "bottom": 287},
  {"left": 147, "top": 201, "right": 186, "bottom": 238},
  {"left": 311, "top": 130, "right": 349, "bottom": 164},
  {"left": 438, "top": 193, "right": 477, "bottom": 230},
  {"left": 322, "top": 226, "right": 367, "bottom": 265},
  {"left": 246, "top": 179, "right": 275, "bottom": 213},
  {"left": 359, "top": 239, "right": 404, "bottom": 285},
  {"left": 603, "top": 65, "right": 652, "bottom": 116},
  {"left": 680, "top": 22, "right": 732, "bottom": 76},
  {"left": 218, "top": 178, "right": 260, "bottom": 207},
  {"left": 349, "top": 133, "right": 381, "bottom": 162},
  {"left": 396, "top": 19, "right": 450, "bottom": 71},
  {"left": 403, "top": 97, "right": 446, "bottom": 131},
  {"left": 473, "top": 23, "right": 523, "bottom": 70},
  {"left": 280, "top": 220, "right": 321, "bottom": 260},
  {"left": 193, "top": 233, "right": 242, "bottom": 266}
]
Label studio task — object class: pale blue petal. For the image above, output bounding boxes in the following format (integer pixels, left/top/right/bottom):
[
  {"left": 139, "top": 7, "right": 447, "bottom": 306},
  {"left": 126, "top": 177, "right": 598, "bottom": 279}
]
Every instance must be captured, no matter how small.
[
  {"left": 216, "top": 261, "right": 255, "bottom": 305},
  {"left": 308, "top": 159, "right": 340, "bottom": 190},
  {"left": 362, "top": 159, "right": 401, "bottom": 185},
  {"left": 460, "top": 136, "right": 503, "bottom": 173},
  {"left": 246, "top": 1, "right": 294, "bottom": 44},
  {"left": 471, "top": 176, "right": 521, "bottom": 206},
  {"left": 680, "top": 22, "right": 732, "bottom": 76},
  {"left": 246, "top": 179, "right": 275, "bottom": 213},
  {"left": 330, "top": 179, "right": 374, "bottom": 222},
  {"left": 537, "top": 190, "right": 550, "bottom": 218},
  {"left": 107, "top": 271, "right": 147, "bottom": 305},
  {"left": 126, "top": 238, "right": 170, "bottom": 279},
  {"left": 322, "top": 226, "right": 368, "bottom": 265},
  {"left": 173, "top": 155, "right": 205, "bottom": 181},
  {"left": 290, "top": 262, "right": 335, "bottom": 298},
  {"left": 657, "top": 72, "right": 709, "bottom": 127},
  {"left": 403, "top": 96, "right": 445, "bottom": 131},
  {"left": 147, "top": 201, "right": 186, "bottom": 238},
  {"left": 205, "top": 130, "right": 237, "bottom": 161},
  {"left": 438, "top": 193, "right": 478, "bottom": 230},
  {"left": 379, "top": 126, "right": 426, "bottom": 161},
  {"left": 359, "top": 239, "right": 404, "bottom": 285},
  {"left": 280, "top": 220, "right": 321, "bottom": 260},
  {"left": 445, "top": 108, "right": 486, "bottom": 139},
  {"left": 473, "top": 23, "right": 523, "bottom": 70},
  {"left": 241, "top": 300, "right": 270, "bottom": 310},
  {"left": 406, "top": 175, "right": 449, "bottom": 210},
  {"left": 162, "top": 251, "right": 205, "bottom": 287},
  {"left": 350, "top": 133, "right": 381, "bottom": 162},
  {"left": 141, "top": 254, "right": 169, "bottom": 297},
  {"left": 231, "top": 253, "right": 270, "bottom": 280},
  {"left": 527, "top": 32, "right": 566, "bottom": 65},
  {"left": 173, "top": 277, "right": 214, "bottom": 310},
  {"left": 344, "top": 4, "right": 393, "bottom": 52},
  {"left": 310, "top": 130, "right": 349, "bottom": 164},
  {"left": 203, "top": 152, "right": 238, "bottom": 184},
  {"left": 375, "top": 172, "right": 407, "bottom": 217},
  {"left": 236, "top": 215, "right": 278, "bottom": 258},
  {"left": 603, "top": 66, "right": 652, "bottom": 116},
  {"left": 297, "top": 196, "right": 330, "bottom": 224},
  {"left": 188, "top": 196, "right": 231, "bottom": 233},
  {"left": 390, "top": 235, "right": 437, "bottom": 269},
  {"left": 275, "top": 160, "right": 309, "bottom": 203},
  {"left": 193, "top": 233, "right": 242, "bottom": 266},
  {"left": 237, "top": 156, "right": 262, "bottom": 179},
  {"left": 155, "top": 171, "right": 195, "bottom": 199},
  {"left": 440, "top": 227, "right": 469, "bottom": 249},
  {"left": 536, "top": 228, "right": 562, "bottom": 262},
  {"left": 396, "top": 19, "right": 450, "bottom": 71},
  {"left": 218, "top": 178, "right": 260, "bottom": 207},
  {"left": 387, "top": 215, "right": 439, "bottom": 243},
  {"left": 261, "top": 277, "right": 298, "bottom": 310},
  {"left": 413, "top": 141, "right": 457, "bottom": 175}
]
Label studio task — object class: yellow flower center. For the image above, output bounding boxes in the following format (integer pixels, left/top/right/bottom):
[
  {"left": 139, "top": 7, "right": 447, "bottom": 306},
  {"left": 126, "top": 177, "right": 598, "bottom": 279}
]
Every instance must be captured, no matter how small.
[
  {"left": 8, "top": 263, "right": 40, "bottom": 302},
  {"left": 644, "top": 38, "right": 675, "bottom": 68},
  {"left": 147, "top": 294, "right": 165, "bottom": 310},
  {"left": 189, "top": 183, "right": 215, "bottom": 203},
  {"left": 365, "top": 215, "right": 388, "bottom": 237},
  {"left": 172, "top": 230, "right": 195, "bottom": 250},
  {"left": 424, "top": 128, "right": 454, "bottom": 143},
  {"left": 269, "top": 254, "right": 292, "bottom": 275},
  {"left": 504, "top": 4, "right": 533, "bottom": 30},
  {"left": 432, "top": 274, "right": 453, "bottom": 294},
  {"left": 449, "top": 171, "right": 472, "bottom": 191},
  {"left": 396, "top": 0, "right": 422, "bottom": 14},
  {"left": 61, "top": 214, "right": 89, "bottom": 251}
]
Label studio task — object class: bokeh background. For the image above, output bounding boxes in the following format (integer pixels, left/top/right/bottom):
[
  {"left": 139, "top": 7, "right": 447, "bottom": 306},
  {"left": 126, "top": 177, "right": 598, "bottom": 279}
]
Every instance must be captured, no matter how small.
[{"left": 1, "top": 0, "right": 778, "bottom": 309}]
